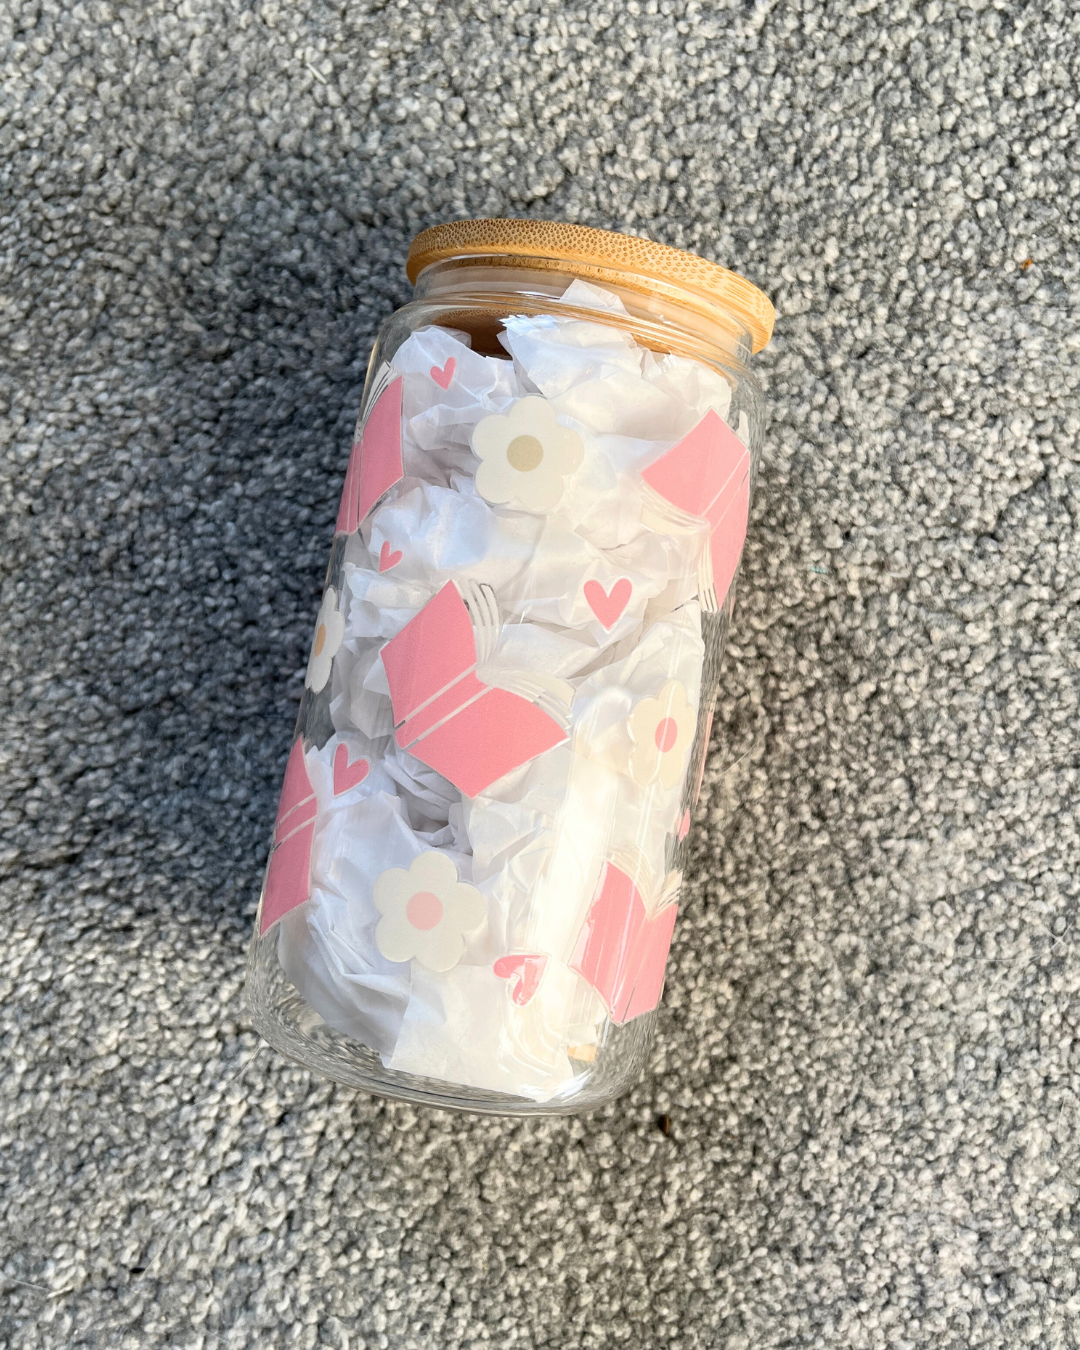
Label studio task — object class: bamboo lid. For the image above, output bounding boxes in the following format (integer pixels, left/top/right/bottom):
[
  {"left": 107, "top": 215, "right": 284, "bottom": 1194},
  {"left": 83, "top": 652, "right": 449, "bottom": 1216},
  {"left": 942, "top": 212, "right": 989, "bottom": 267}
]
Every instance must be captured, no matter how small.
[{"left": 407, "top": 218, "right": 775, "bottom": 354}]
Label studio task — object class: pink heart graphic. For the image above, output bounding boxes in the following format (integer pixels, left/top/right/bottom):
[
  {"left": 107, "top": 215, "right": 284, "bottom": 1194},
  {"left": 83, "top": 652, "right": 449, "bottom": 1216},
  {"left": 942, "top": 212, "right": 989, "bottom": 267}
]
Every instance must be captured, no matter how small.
[
  {"left": 677, "top": 808, "right": 691, "bottom": 841},
  {"left": 379, "top": 540, "right": 403, "bottom": 573},
  {"left": 493, "top": 953, "right": 548, "bottom": 1007},
  {"left": 430, "top": 357, "right": 456, "bottom": 390},
  {"left": 333, "top": 744, "right": 370, "bottom": 796},
  {"left": 584, "top": 577, "right": 632, "bottom": 630}
]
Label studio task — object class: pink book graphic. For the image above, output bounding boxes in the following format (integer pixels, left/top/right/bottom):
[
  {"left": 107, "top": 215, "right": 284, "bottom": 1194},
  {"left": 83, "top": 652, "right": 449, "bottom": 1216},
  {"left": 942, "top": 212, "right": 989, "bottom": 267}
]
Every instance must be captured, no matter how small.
[
  {"left": 571, "top": 861, "right": 680, "bottom": 1024},
  {"left": 259, "top": 739, "right": 317, "bottom": 935},
  {"left": 336, "top": 365, "right": 405, "bottom": 535},
  {"left": 641, "top": 409, "right": 750, "bottom": 610},
  {"left": 380, "top": 580, "right": 570, "bottom": 798}
]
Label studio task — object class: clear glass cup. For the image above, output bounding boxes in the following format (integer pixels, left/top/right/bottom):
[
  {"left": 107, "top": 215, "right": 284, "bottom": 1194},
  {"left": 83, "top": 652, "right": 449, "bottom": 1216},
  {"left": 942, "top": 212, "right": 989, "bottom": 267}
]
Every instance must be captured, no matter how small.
[{"left": 246, "top": 221, "right": 773, "bottom": 1115}]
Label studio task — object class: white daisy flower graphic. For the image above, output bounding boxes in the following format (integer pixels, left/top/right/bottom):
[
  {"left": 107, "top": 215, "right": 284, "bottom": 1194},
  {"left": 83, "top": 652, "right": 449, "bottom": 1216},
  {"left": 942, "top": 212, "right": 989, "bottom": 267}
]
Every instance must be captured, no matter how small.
[
  {"left": 627, "top": 679, "right": 695, "bottom": 790},
  {"left": 472, "top": 396, "right": 583, "bottom": 513},
  {"left": 305, "top": 588, "right": 345, "bottom": 693},
  {"left": 373, "top": 851, "right": 485, "bottom": 972}
]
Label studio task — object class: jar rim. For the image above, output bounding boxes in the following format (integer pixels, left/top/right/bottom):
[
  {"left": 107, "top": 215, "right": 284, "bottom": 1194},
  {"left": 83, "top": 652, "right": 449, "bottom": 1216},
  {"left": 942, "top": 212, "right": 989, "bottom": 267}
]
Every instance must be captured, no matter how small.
[{"left": 406, "top": 218, "right": 776, "bottom": 355}]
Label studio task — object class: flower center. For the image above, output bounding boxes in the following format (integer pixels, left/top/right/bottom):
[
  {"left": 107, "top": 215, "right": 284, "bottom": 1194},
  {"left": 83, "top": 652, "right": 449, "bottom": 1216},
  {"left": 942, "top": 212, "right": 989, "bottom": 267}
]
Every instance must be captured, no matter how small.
[
  {"left": 313, "top": 623, "right": 327, "bottom": 657},
  {"left": 506, "top": 434, "right": 544, "bottom": 473},
  {"left": 406, "top": 890, "right": 443, "bottom": 931},
  {"left": 654, "top": 716, "right": 679, "bottom": 754}
]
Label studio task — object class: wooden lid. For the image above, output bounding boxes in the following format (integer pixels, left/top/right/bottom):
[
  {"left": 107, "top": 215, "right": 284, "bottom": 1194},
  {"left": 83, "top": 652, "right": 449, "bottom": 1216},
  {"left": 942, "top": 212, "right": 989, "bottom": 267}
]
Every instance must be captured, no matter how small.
[{"left": 407, "top": 218, "right": 775, "bottom": 353}]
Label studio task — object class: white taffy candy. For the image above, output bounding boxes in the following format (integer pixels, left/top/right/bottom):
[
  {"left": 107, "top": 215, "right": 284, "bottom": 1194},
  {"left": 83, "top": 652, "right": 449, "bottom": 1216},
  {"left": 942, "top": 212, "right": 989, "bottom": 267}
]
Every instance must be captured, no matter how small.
[
  {"left": 499, "top": 514, "right": 697, "bottom": 640},
  {"left": 274, "top": 277, "right": 746, "bottom": 1103},
  {"left": 552, "top": 431, "right": 655, "bottom": 548},
  {"left": 479, "top": 617, "right": 596, "bottom": 682},
  {"left": 365, "top": 479, "right": 541, "bottom": 596},
  {"left": 387, "top": 963, "right": 577, "bottom": 1101},
  {"left": 276, "top": 763, "right": 424, "bottom": 1056},
  {"left": 642, "top": 349, "right": 733, "bottom": 424},
  {"left": 504, "top": 957, "right": 605, "bottom": 1091},
  {"left": 310, "top": 783, "right": 420, "bottom": 910},
  {"left": 559, "top": 277, "right": 632, "bottom": 316},
  {"left": 382, "top": 740, "right": 460, "bottom": 831},
  {"left": 523, "top": 752, "right": 622, "bottom": 966},
  {"left": 460, "top": 745, "right": 572, "bottom": 946},
  {"left": 395, "top": 327, "right": 522, "bottom": 483},
  {"left": 573, "top": 603, "right": 706, "bottom": 708},
  {"left": 570, "top": 606, "right": 706, "bottom": 860},
  {"left": 277, "top": 894, "right": 410, "bottom": 1058},
  {"left": 555, "top": 369, "right": 697, "bottom": 441},
  {"left": 342, "top": 566, "right": 433, "bottom": 643},
  {"left": 330, "top": 641, "right": 394, "bottom": 742},
  {"left": 502, "top": 313, "right": 643, "bottom": 401},
  {"left": 503, "top": 289, "right": 732, "bottom": 443}
]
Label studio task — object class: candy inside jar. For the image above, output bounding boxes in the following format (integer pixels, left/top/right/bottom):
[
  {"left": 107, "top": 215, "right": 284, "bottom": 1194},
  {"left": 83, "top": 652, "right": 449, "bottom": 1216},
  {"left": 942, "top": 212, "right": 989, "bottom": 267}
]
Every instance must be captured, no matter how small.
[{"left": 247, "top": 222, "right": 773, "bottom": 1114}]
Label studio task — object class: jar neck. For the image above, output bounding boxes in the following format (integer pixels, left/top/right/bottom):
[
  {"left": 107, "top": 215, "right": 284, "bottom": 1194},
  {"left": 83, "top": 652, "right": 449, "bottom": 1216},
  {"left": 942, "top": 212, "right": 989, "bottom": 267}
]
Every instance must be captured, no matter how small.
[{"left": 411, "top": 256, "right": 755, "bottom": 368}]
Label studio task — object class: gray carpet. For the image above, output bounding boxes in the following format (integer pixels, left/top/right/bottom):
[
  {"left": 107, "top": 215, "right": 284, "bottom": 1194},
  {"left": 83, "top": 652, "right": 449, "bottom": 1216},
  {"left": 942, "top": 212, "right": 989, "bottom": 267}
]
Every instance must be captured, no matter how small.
[{"left": 2, "top": 1, "right": 1079, "bottom": 1345}]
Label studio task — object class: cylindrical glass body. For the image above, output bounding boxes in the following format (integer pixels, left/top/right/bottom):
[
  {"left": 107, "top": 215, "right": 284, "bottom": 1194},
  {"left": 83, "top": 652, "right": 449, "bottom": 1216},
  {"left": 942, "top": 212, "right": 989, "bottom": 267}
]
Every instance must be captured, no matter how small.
[{"left": 246, "top": 240, "right": 767, "bottom": 1115}]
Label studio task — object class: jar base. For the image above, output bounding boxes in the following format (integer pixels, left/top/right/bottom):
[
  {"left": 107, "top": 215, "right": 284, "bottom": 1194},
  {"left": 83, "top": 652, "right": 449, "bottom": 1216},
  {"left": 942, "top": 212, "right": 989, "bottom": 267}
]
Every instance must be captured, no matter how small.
[{"left": 247, "top": 936, "right": 651, "bottom": 1117}]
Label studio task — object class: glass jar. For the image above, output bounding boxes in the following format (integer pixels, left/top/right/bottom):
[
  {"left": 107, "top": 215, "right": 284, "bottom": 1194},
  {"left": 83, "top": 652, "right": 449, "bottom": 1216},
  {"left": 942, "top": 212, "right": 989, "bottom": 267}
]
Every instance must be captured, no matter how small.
[{"left": 246, "top": 219, "right": 774, "bottom": 1115}]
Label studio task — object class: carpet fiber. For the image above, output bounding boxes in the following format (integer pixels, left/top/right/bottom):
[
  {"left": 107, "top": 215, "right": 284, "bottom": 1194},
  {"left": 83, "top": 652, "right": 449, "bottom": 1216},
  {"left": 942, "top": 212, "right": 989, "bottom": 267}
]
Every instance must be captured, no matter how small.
[{"left": 3, "top": 2, "right": 1079, "bottom": 1346}]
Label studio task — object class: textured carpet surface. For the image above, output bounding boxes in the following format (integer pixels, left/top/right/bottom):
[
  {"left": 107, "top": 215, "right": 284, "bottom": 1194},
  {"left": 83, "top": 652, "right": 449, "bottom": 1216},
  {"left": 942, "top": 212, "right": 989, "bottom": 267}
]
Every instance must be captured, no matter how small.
[{"left": 3, "top": 1, "right": 1080, "bottom": 1346}]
